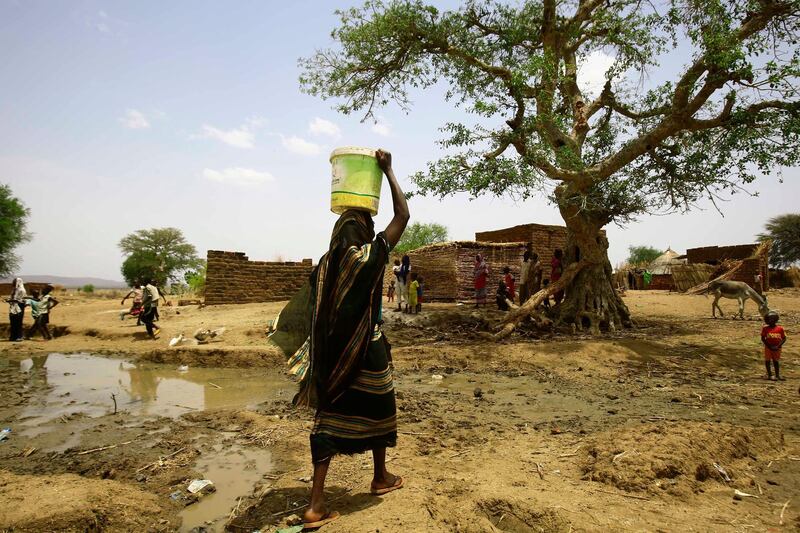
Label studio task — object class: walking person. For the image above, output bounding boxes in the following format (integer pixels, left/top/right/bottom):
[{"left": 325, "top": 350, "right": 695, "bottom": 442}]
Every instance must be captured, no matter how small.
[
  {"left": 6, "top": 278, "right": 26, "bottom": 341},
  {"left": 269, "top": 149, "right": 409, "bottom": 528},
  {"left": 25, "top": 286, "right": 58, "bottom": 340},
  {"left": 141, "top": 280, "right": 161, "bottom": 339},
  {"left": 120, "top": 284, "right": 144, "bottom": 323},
  {"left": 474, "top": 254, "right": 489, "bottom": 307}
]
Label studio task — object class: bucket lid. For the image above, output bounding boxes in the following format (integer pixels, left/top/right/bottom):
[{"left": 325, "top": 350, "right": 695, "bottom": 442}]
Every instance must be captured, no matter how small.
[{"left": 330, "top": 146, "right": 376, "bottom": 161}]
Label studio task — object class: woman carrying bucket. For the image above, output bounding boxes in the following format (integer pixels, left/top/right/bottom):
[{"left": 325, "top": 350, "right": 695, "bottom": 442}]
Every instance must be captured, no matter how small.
[{"left": 269, "top": 148, "right": 409, "bottom": 528}]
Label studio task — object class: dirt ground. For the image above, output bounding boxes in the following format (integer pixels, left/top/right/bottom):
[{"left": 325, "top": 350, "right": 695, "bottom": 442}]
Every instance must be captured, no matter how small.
[{"left": 1, "top": 289, "right": 799, "bottom": 532}]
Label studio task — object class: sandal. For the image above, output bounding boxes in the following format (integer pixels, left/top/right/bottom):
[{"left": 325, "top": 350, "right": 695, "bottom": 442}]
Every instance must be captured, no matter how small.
[
  {"left": 303, "top": 510, "right": 340, "bottom": 529},
  {"left": 371, "top": 476, "right": 404, "bottom": 496}
]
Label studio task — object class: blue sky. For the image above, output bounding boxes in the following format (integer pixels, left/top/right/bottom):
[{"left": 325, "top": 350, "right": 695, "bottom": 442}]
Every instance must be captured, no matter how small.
[{"left": 2, "top": 0, "right": 798, "bottom": 281}]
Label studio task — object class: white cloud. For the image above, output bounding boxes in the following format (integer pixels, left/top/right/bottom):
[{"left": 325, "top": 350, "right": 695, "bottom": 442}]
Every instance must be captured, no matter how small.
[
  {"left": 308, "top": 117, "right": 341, "bottom": 138},
  {"left": 119, "top": 109, "right": 150, "bottom": 129},
  {"left": 202, "top": 167, "right": 274, "bottom": 186},
  {"left": 578, "top": 50, "right": 616, "bottom": 96},
  {"left": 282, "top": 135, "right": 322, "bottom": 156},
  {"left": 371, "top": 117, "right": 391, "bottom": 137},
  {"left": 197, "top": 118, "right": 263, "bottom": 149}
]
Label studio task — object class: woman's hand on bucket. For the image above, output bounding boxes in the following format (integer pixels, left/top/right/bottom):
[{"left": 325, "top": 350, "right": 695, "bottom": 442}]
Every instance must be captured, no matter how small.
[{"left": 376, "top": 149, "right": 392, "bottom": 174}]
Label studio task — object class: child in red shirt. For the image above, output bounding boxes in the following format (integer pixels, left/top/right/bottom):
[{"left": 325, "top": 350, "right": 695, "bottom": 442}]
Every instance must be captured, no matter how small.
[
  {"left": 502, "top": 266, "right": 516, "bottom": 302},
  {"left": 761, "top": 311, "right": 787, "bottom": 381}
]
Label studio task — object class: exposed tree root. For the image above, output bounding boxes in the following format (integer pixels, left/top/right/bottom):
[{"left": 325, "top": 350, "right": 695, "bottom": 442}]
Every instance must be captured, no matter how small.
[{"left": 494, "top": 260, "right": 589, "bottom": 340}]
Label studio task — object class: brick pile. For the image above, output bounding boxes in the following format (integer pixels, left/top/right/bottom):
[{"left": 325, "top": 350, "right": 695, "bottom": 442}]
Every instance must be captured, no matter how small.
[
  {"left": 475, "top": 223, "right": 568, "bottom": 263},
  {"left": 204, "top": 251, "right": 314, "bottom": 305},
  {"left": 385, "top": 241, "right": 527, "bottom": 302}
]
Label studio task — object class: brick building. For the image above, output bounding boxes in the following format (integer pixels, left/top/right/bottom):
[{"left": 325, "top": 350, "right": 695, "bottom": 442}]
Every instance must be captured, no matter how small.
[
  {"left": 686, "top": 244, "right": 769, "bottom": 291},
  {"left": 204, "top": 251, "right": 314, "bottom": 305},
  {"left": 475, "top": 223, "right": 569, "bottom": 263},
  {"left": 386, "top": 241, "right": 527, "bottom": 302}
]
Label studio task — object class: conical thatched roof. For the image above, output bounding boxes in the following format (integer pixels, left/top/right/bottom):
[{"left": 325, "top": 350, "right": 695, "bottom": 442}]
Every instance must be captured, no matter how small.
[{"left": 648, "top": 248, "right": 685, "bottom": 275}]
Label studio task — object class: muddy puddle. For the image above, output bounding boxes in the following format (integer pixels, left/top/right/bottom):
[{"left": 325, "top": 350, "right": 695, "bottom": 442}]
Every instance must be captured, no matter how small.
[
  {"left": 180, "top": 444, "right": 274, "bottom": 532},
  {"left": 12, "top": 353, "right": 293, "bottom": 433}
]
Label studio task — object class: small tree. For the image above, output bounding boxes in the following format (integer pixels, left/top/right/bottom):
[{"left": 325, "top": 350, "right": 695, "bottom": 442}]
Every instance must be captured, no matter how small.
[
  {"left": 0, "top": 184, "right": 31, "bottom": 277},
  {"left": 184, "top": 262, "right": 207, "bottom": 295},
  {"left": 394, "top": 222, "right": 449, "bottom": 254},
  {"left": 119, "top": 228, "right": 200, "bottom": 287},
  {"left": 627, "top": 245, "right": 663, "bottom": 266},
  {"left": 81, "top": 284, "right": 95, "bottom": 294},
  {"left": 301, "top": 0, "right": 800, "bottom": 332},
  {"left": 758, "top": 214, "right": 800, "bottom": 268}
]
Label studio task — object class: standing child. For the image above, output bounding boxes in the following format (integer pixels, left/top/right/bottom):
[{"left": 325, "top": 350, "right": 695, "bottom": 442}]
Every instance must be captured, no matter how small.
[
  {"left": 24, "top": 290, "right": 47, "bottom": 340},
  {"left": 503, "top": 266, "right": 516, "bottom": 302},
  {"left": 761, "top": 311, "right": 787, "bottom": 380},
  {"left": 408, "top": 273, "right": 419, "bottom": 314},
  {"left": 496, "top": 281, "right": 511, "bottom": 311},
  {"left": 387, "top": 279, "right": 396, "bottom": 303},
  {"left": 29, "top": 286, "right": 58, "bottom": 340}
]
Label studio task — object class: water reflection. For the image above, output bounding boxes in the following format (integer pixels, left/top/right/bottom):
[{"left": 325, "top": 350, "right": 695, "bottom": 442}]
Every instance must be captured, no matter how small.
[{"left": 16, "top": 353, "right": 291, "bottom": 428}]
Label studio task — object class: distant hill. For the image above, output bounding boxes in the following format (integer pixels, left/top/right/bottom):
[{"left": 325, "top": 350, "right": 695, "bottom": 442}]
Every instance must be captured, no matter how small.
[{"left": 1, "top": 275, "right": 128, "bottom": 289}]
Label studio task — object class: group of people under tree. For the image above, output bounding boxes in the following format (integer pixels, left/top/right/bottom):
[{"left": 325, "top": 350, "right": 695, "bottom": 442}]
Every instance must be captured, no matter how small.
[
  {"left": 120, "top": 281, "right": 166, "bottom": 339},
  {"left": 474, "top": 246, "right": 565, "bottom": 311},
  {"left": 5, "top": 278, "right": 59, "bottom": 341},
  {"left": 388, "top": 255, "right": 423, "bottom": 314}
]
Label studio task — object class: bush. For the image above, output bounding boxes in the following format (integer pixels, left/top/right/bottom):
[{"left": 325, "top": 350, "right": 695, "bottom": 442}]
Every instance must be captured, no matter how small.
[{"left": 81, "top": 284, "right": 95, "bottom": 293}]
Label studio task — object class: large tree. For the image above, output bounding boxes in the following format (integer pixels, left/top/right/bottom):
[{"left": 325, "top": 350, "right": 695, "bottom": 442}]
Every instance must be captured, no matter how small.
[
  {"left": 0, "top": 184, "right": 31, "bottom": 278},
  {"left": 394, "top": 221, "right": 449, "bottom": 254},
  {"left": 758, "top": 213, "right": 800, "bottom": 267},
  {"left": 118, "top": 228, "right": 200, "bottom": 287},
  {"left": 300, "top": 0, "right": 800, "bottom": 332}
]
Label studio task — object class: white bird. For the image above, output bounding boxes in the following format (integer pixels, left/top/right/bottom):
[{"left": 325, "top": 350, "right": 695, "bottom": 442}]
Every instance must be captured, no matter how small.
[
  {"left": 169, "top": 333, "right": 199, "bottom": 347},
  {"left": 193, "top": 327, "right": 225, "bottom": 344}
]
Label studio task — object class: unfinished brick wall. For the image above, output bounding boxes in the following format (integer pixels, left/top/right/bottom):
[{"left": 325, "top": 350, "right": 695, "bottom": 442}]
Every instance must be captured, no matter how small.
[
  {"left": 385, "top": 241, "right": 527, "bottom": 302},
  {"left": 204, "top": 251, "right": 314, "bottom": 305},
  {"left": 686, "top": 244, "right": 759, "bottom": 264},
  {"left": 0, "top": 282, "right": 56, "bottom": 296},
  {"left": 476, "top": 223, "right": 568, "bottom": 264},
  {"left": 687, "top": 244, "right": 769, "bottom": 291}
]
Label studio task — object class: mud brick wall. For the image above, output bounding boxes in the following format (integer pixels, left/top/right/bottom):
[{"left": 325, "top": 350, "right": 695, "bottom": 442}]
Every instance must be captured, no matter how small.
[
  {"left": 476, "top": 223, "right": 568, "bottom": 263},
  {"left": 204, "top": 251, "right": 313, "bottom": 305},
  {"left": 729, "top": 257, "right": 769, "bottom": 291},
  {"left": 0, "top": 282, "right": 55, "bottom": 296},
  {"left": 385, "top": 241, "right": 526, "bottom": 302},
  {"left": 686, "top": 244, "right": 759, "bottom": 264},
  {"left": 648, "top": 274, "right": 674, "bottom": 291},
  {"left": 686, "top": 244, "right": 768, "bottom": 291}
]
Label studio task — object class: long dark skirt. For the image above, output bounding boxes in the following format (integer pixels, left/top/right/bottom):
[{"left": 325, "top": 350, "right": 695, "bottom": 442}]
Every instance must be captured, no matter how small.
[
  {"left": 9, "top": 312, "right": 24, "bottom": 341},
  {"left": 310, "top": 335, "right": 397, "bottom": 463}
]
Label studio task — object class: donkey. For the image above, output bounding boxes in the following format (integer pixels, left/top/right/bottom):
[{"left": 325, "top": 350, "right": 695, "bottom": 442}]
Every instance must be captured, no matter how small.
[{"left": 706, "top": 280, "right": 769, "bottom": 319}]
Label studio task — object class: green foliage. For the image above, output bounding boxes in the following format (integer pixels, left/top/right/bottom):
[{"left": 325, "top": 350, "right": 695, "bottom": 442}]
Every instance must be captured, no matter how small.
[
  {"left": 184, "top": 261, "right": 207, "bottom": 295},
  {"left": 0, "top": 184, "right": 31, "bottom": 277},
  {"left": 81, "top": 284, "right": 95, "bottom": 293},
  {"left": 300, "top": 0, "right": 800, "bottom": 225},
  {"left": 394, "top": 222, "right": 449, "bottom": 254},
  {"left": 118, "top": 228, "right": 200, "bottom": 287},
  {"left": 626, "top": 245, "right": 662, "bottom": 266},
  {"left": 758, "top": 214, "right": 800, "bottom": 268}
]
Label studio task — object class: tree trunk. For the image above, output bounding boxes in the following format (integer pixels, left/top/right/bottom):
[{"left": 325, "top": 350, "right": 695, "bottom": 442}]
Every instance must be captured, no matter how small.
[{"left": 555, "top": 188, "right": 632, "bottom": 333}]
